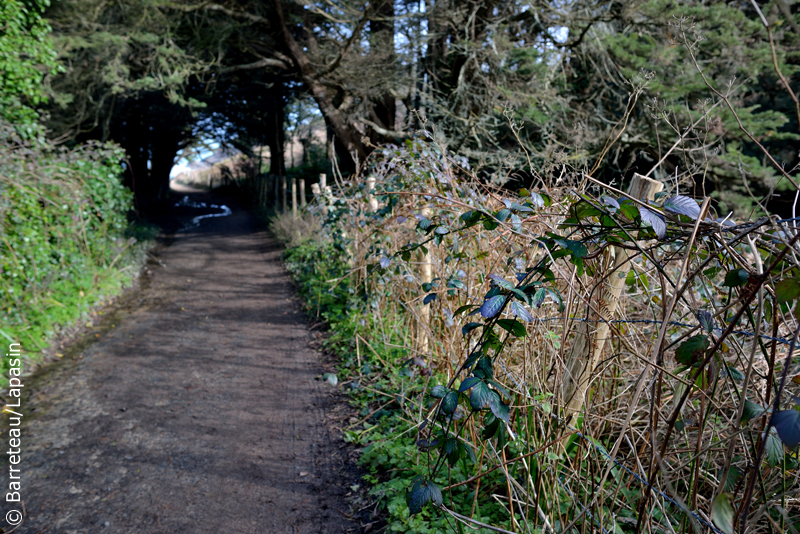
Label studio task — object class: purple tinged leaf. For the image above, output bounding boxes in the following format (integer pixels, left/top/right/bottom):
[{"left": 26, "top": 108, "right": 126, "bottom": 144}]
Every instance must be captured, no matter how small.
[
  {"left": 531, "top": 288, "right": 547, "bottom": 308},
  {"left": 480, "top": 295, "right": 506, "bottom": 318},
  {"left": 379, "top": 256, "right": 391, "bottom": 269},
  {"left": 773, "top": 409, "right": 800, "bottom": 448},
  {"left": 489, "top": 274, "right": 513, "bottom": 288},
  {"left": 496, "top": 208, "right": 511, "bottom": 222},
  {"left": 397, "top": 216, "right": 407, "bottom": 224},
  {"left": 640, "top": 207, "right": 666, "bottom": 238},
  {"left": 698, "top": 310, "right": 714, "bottom": 333},
  {"left": 663, "top": 195, "right": 701, "bottom": 220},
  {"left": 528, "top": 192, "right": 545, "bottom": 208},
  {"left": 510, "top": 301, "right": 534, "bottom": 322},
  {"left": 511, "top": 213, "right": 522, "bottom": 232},
  {"left": 601, "top": 196, "right": 620, "bottom": 211}
]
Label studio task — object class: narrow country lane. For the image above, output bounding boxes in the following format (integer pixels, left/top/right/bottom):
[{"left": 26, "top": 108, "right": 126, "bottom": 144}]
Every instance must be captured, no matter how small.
[{"left": 12, "top": 189, "right": 357, "bottom": 533}]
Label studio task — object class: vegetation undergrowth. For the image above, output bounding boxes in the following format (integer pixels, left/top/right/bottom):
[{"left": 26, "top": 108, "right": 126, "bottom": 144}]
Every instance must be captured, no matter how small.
[
  {"left": 0, "top": 122, "right": 154, "bottom": 387},
  {"left": 269, "top": 116, "right": 800, "bottom": 533},
  {"left": 279, "top": 223, "right": 507, "bottom": 534}
]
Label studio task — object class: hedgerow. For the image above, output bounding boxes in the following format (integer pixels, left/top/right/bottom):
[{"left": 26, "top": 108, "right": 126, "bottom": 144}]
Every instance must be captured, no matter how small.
[{"left": 0, "top": 121, "right": 151, "bottom": 384}]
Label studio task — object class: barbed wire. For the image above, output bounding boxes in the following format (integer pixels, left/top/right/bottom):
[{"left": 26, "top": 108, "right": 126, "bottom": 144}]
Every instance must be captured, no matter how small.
[{"left": 522, "top": 316, "right": 795, "bottom": 346}]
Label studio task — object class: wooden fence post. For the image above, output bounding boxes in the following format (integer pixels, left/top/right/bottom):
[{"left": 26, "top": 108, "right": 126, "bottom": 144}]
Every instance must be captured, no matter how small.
[
  {"left": 366, "top": 176, "right": 378, "bottom": 212},
  {"left": 561, "top": 173, "right": 663, "bottom": 431},
  {"left": 291, "top": 177, "right": 297, "bottom": 218},
  {"left": 418, "top": 207, "right": 433, "bottom": 356},
  {"left": 299, "top": 178, "right": 306, "bottom": 207},
  {"left": 280, "top": 175, "right": 287, "bottom": 214}
]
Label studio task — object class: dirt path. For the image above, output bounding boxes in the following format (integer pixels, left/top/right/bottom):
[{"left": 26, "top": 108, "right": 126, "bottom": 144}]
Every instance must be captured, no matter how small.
[{"left": 8, "top": 190, "right": 358, "bottom": 533}]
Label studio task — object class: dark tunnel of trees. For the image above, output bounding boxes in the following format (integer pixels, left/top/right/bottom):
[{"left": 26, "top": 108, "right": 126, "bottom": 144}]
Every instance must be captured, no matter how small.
[{"left": 26, "top": 0, "right": 800, "bottom": 216}]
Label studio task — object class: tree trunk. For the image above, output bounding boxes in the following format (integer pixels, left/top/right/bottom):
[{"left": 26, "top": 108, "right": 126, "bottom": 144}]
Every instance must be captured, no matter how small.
[{"left": 274, "top": 0, "right": 367, "bottom": 171}]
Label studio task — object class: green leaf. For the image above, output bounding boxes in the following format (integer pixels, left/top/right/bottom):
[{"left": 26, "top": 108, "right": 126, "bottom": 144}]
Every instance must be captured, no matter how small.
[
  {"left": 407, "top": 479, "right": 443, "bottom": 515},
  {"left": 619, "top": 203, "right": 639, "bottom": 221},
  {"left": 488, "top": 391, "right": 510, "bottom": 422},
  {"left": 462, "top": 322, "right": 482, "bottom": 336},
  {"left": 482, "top": 412, "right": 500, "bottom": 439},
  {"left": 497, "top": 318, "right": 527, "bottom": 337},
  {"left": 475, "top": 355, "right": 493, "bottom": 379},
  {"left": 459, "top": 376, "right": 481, "bottom": 392},
  {"left": 441, "top": 391, "right": 459, "bottom": 414},
  {"left": 487, "top": 379, "right": 511, "bottom": 400},
  {"left": 723, "top": 269, "right": 749, "bottom": 287},
  {"left": 765, "top": 428, "right": 784, "bottom": 467},
  {"left": 470, "top": 380, "right": 492, "bottom": 410},
  {"left": 546, "top": 288, "right": 564, "bottom": 311},
  {"left": 572, "top": 200, "right": 602, "bottom": 219},
  {"left": 741, "top": 399, "right": 765, "bottom": 423},
  {"left": 698, "top": 310, "right": 714, "bottom": 333},
  {"left": 322, "top": 373, "right": 338, "bottom": 386},
  {"left": 775, "top": 278, "right": 800, "bottom": 303},
  {"left": 495, "top": 208, "right": 511, "bottom": 222},
  {"left": 531, "top": 288, "right": 547, "bottom": 308},
  {"left": 454, "top": 304, "right": 474, "bottom": 316},
  {"left": 463, "top": 350, "right": 482, "bottom": 368},
  {"left": 675, "top": 335, "right": 709, "bottom": 365},
  {"left": 724, "top": 465, "right": 744, "bottom": 492},
  {"left": 554, "top": 238, "right": 588, "bottom": 258},
  {"left": 711, "top": 493, "right": 735, "bottom": 534},
  {"left": 430, "top": 385, "right": 448, "bottom": 398},
  {"left": 725, "top": 366, "right": 744, "bottom": 381}
]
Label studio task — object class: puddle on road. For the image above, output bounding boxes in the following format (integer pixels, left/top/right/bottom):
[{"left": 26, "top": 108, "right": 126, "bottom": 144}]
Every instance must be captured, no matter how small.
[{"left": 173, "top": 196, "right": 232, "bottom": 231}]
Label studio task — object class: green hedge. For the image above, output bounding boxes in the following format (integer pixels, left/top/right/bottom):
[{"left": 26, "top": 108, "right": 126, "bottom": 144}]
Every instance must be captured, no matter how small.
[{"left": 0, "top": 123, "right": 149, "bottom": 384}]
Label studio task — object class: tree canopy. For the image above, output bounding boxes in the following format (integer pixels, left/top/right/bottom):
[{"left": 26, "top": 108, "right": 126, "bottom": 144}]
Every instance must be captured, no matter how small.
[{"left": 31, "top": 0, "right": 800, "bottom": 213}]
